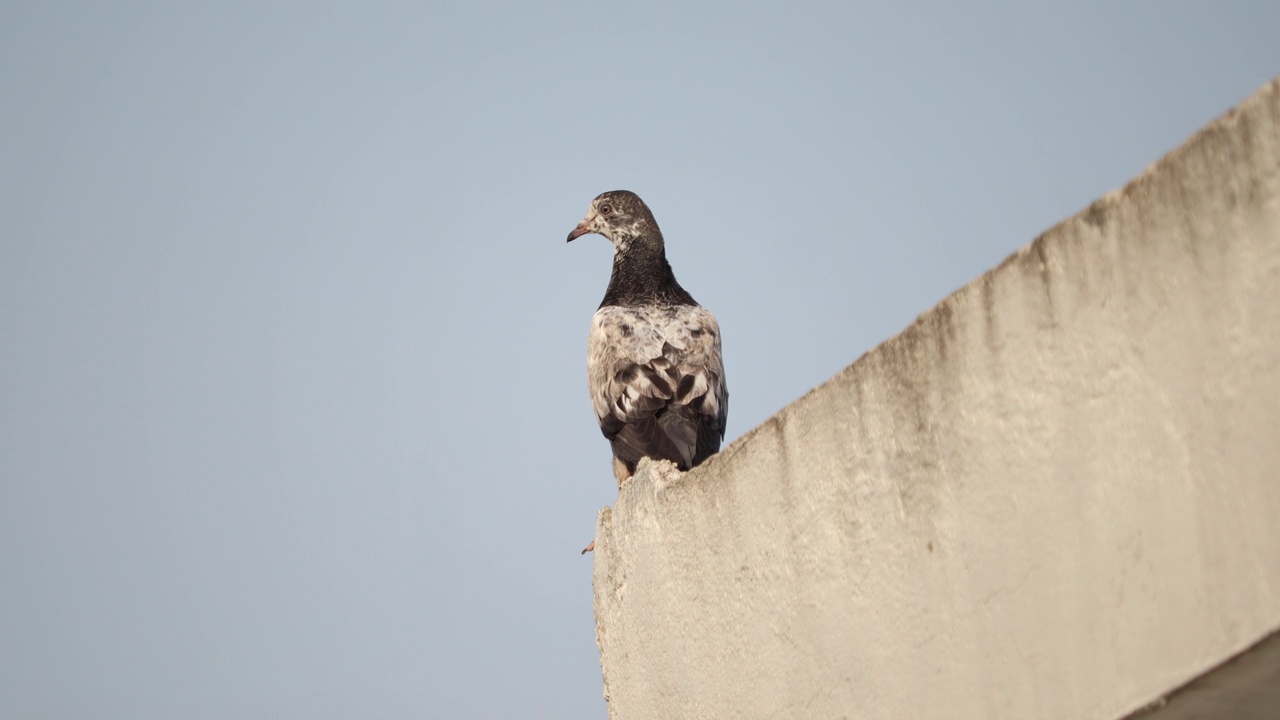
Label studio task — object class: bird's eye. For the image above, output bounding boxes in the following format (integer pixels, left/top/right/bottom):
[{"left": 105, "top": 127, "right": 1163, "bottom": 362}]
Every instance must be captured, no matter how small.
[{"left": 599, "top": 204, "right": 613, "bottom": 216}]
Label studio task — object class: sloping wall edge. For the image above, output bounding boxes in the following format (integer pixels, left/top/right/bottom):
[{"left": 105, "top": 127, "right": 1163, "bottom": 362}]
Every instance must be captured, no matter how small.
[{"left": 593, "top": 78, "right": 1280, "bottom": 720}]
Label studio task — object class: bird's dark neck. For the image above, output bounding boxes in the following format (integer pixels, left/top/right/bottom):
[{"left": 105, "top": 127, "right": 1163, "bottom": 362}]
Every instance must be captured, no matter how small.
[{"left": 599, "top": 234, "right": 697, "bottom": 308}]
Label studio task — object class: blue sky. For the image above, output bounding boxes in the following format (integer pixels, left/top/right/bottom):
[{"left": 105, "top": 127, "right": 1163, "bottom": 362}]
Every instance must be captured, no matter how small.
[{"left": 2, "top": 3, "right": 1276, "bottom": 718}]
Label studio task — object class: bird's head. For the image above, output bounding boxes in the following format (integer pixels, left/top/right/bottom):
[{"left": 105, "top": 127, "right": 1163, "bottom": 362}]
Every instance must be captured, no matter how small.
[{"left": 566, "top": 190, "right": 661, "bottom": 252}]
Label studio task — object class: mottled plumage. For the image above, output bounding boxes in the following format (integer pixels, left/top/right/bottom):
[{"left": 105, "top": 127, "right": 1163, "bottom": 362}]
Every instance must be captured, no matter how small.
[{"left": 567, "top": 190, "right": 728, "bottom": 490}]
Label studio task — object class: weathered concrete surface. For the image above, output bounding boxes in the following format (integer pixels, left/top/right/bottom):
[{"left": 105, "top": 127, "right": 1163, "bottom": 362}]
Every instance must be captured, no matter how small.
[{"left": 592, "top": 77, "right": 1280, "bottom": 720}]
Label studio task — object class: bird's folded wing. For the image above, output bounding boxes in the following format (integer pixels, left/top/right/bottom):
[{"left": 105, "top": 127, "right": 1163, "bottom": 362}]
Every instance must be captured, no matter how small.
[{"left": 587, "top": 305, "right": 727, "bottom": 442}]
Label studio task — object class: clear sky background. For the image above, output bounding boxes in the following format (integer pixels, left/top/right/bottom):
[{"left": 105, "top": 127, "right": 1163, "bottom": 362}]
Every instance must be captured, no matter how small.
[{"left": 2, "top": 3, "right": 1276, "bottom": 718}]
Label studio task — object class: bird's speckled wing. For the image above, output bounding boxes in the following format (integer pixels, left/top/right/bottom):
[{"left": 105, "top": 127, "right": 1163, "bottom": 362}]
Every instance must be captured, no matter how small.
[{"left": 587, "top": 304, "right": 727, "bottom": 472}]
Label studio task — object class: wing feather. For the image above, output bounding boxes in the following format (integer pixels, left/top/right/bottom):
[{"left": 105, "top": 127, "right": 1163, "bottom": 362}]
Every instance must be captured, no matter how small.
[{"left": 587, "top": 304, "right": 728, "bottom": 473}]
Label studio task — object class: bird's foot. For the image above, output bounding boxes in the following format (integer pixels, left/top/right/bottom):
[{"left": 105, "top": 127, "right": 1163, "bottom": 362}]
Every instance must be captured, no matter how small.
[{"left": 612, "top": 458, "right": 632, "bottom": 488}]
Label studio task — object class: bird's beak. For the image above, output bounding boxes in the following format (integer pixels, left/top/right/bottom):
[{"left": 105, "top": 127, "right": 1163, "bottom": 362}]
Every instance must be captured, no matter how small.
[{"left": 567, "top": 206, "right": 599, "bottom": 243}]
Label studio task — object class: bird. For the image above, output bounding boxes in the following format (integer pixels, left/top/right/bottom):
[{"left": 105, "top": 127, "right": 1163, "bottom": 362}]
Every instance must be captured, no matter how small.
[{"left": 567, "top": 190, "right": 728, "bottom": 551}]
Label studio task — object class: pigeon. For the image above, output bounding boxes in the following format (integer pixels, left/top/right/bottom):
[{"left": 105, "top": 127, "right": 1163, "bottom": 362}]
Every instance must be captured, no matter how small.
[{"left": 567, "top": 190, "right": 729, "bottom": 497}]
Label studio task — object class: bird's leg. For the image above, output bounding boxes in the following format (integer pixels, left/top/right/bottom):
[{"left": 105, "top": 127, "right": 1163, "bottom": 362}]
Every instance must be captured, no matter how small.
[
  {"left": 583, "top": 460, "right": 637, "bottom": 555},
  {"left": 612, "top": 458, "right": 632, "bottom": 488}
]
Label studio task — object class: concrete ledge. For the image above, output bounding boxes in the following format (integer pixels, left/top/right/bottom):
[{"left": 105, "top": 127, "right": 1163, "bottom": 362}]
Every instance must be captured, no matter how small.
[
  {"left": 1125, "top": 629, "right": 1280, "bottom": 720},
  {"left": 592, "top": 78, "right": 1280, "bottom": 720}
]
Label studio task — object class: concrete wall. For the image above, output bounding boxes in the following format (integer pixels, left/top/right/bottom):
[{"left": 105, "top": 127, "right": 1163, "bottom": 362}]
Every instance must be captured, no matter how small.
[{"left": 591, "top": 78, "right": 1280, "bottom": 720}]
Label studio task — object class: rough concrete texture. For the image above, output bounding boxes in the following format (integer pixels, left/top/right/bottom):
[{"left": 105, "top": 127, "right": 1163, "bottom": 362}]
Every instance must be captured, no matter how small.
[{"left": 592, "top": 77, "right": 1280, "bottom": 720}]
